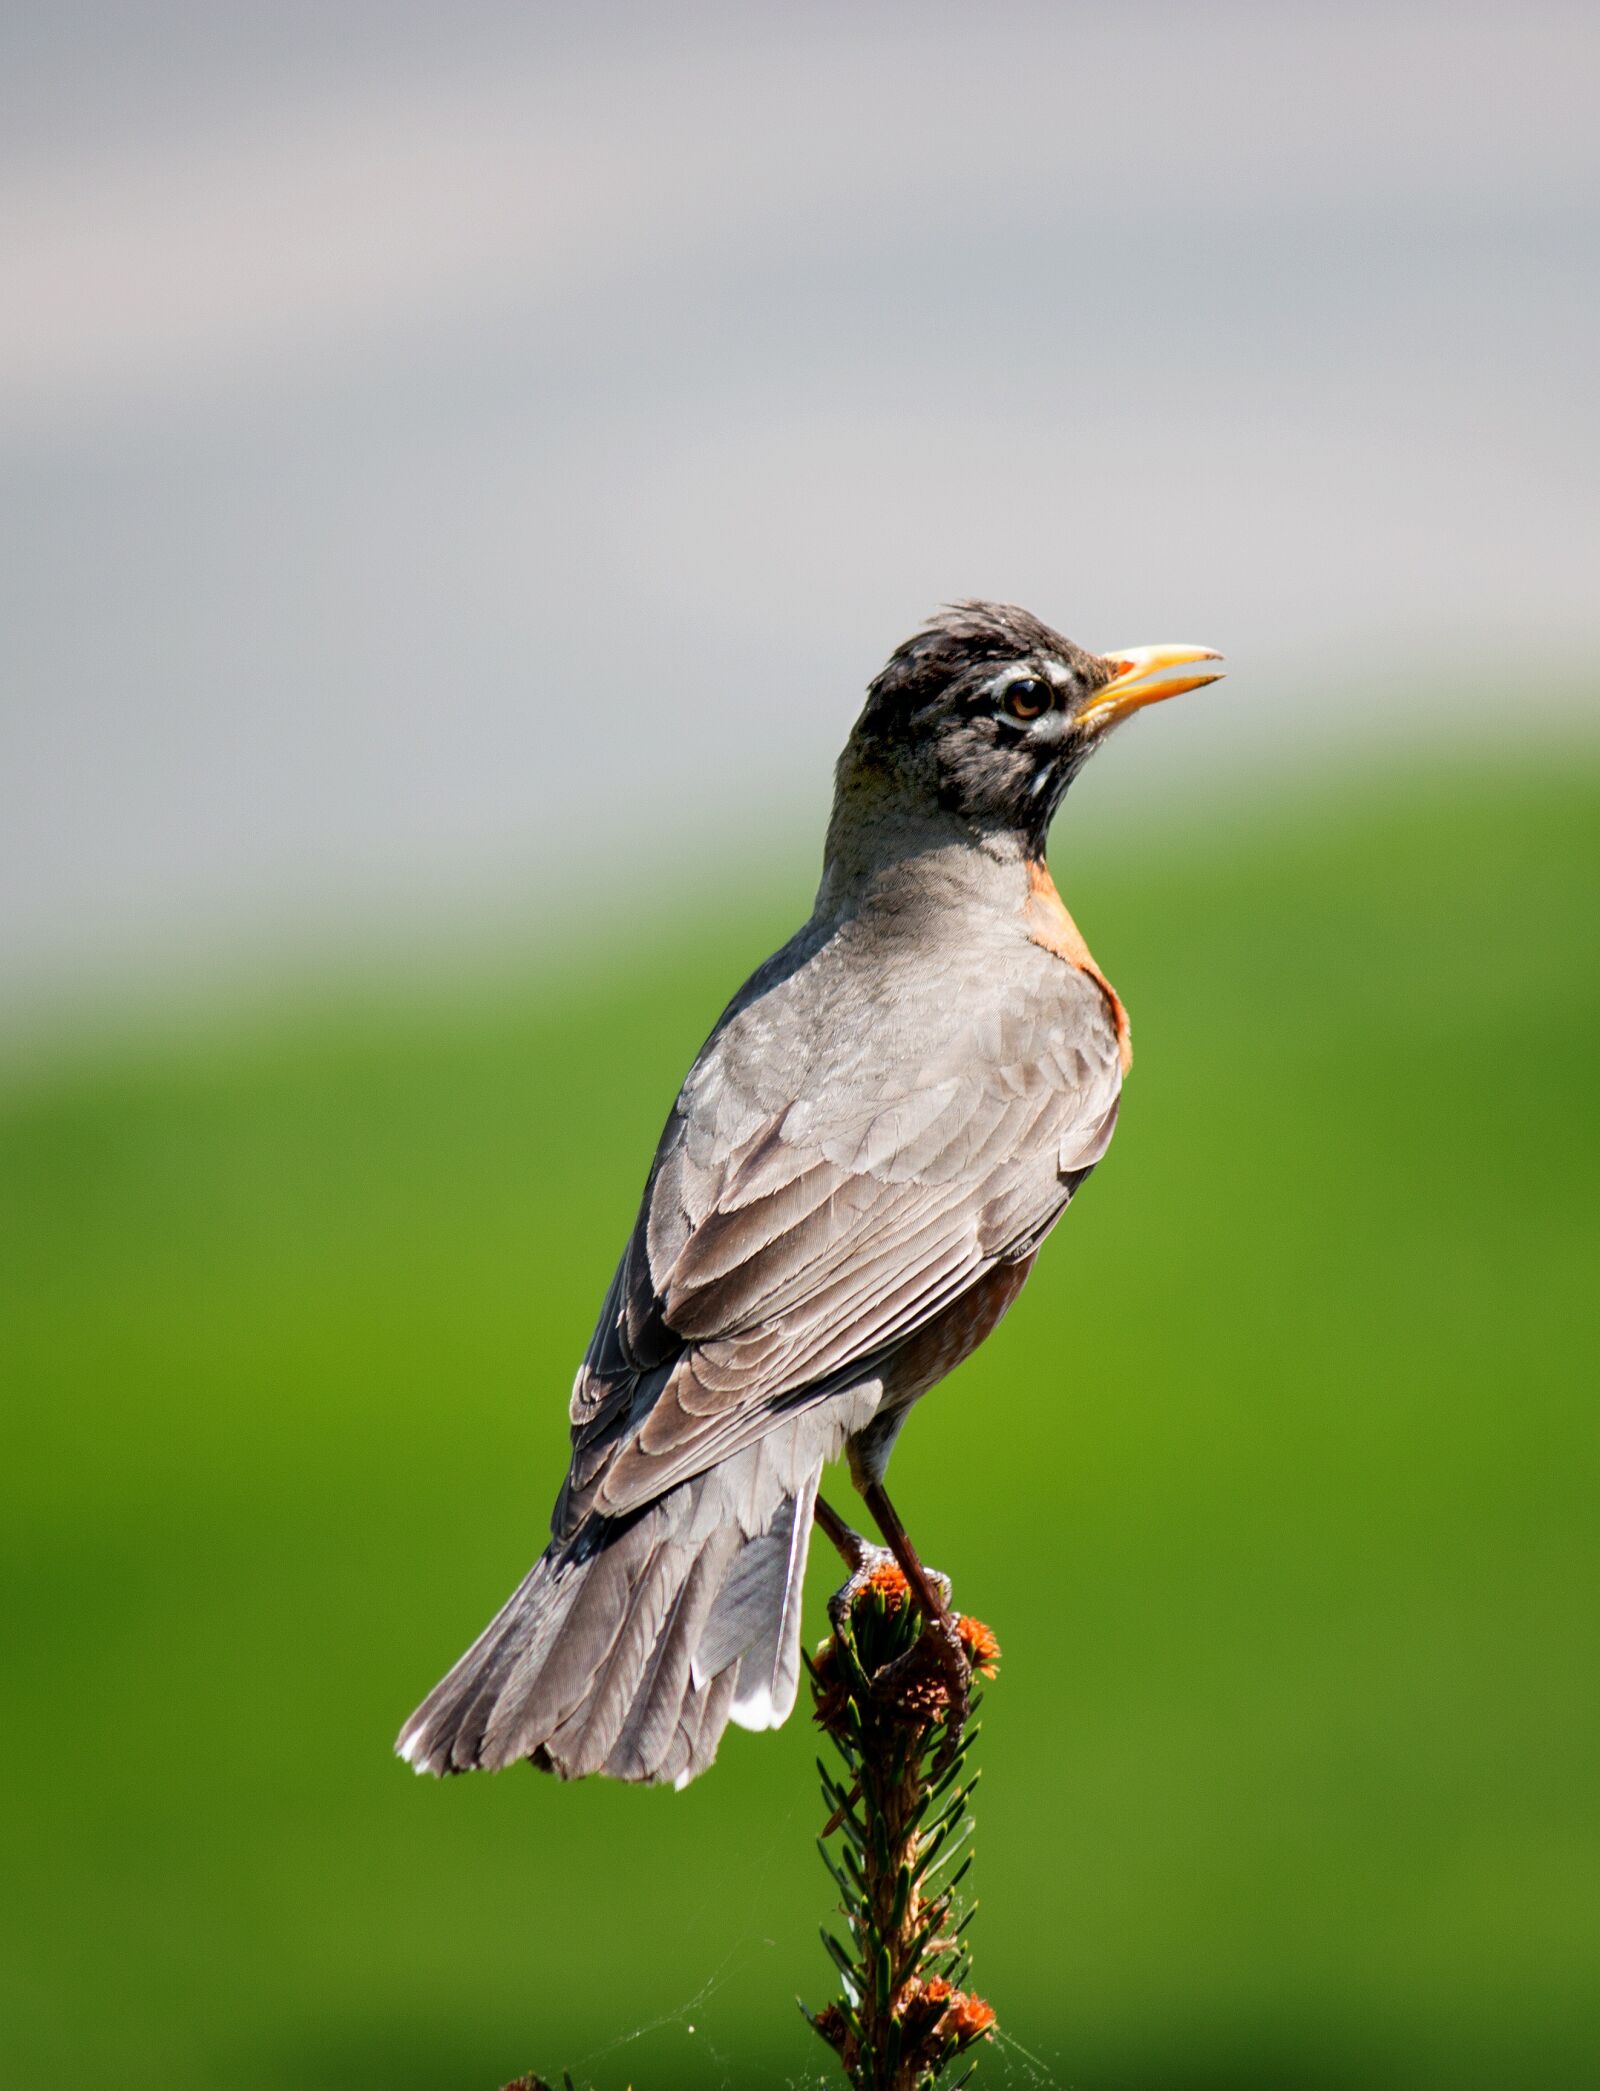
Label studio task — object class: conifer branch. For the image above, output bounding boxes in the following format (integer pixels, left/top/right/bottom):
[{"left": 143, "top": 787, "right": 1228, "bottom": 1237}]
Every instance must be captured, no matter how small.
[{"left": 802, "top": 1565, "right": 1001, "bottom": 2090}]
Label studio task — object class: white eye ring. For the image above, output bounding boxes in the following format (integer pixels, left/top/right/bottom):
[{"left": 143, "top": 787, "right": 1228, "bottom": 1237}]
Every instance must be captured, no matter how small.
[{"left": 1001, "top": 675, "right": 1051, "bottom": 721}]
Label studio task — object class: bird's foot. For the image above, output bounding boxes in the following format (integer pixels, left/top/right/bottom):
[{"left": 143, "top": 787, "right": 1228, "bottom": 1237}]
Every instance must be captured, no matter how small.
[
  {"left": 826, "top": 1549, "right": 968, "bottom": 1767},
  {"left": 826, "top": 1543, "right": 903, "bottom": 1636},
  {"left": 826, "top": 1547, "right": 952, "bottom": 1629}
]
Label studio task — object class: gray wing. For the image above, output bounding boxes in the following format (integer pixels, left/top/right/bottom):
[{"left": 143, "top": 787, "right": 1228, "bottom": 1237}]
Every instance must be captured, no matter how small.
[
  {"left": 557, "top": 912, "right": 1123, "bottom": 1532},
  {"left": 396, "top": 913, "right": 1123, "bottom": 1786}
]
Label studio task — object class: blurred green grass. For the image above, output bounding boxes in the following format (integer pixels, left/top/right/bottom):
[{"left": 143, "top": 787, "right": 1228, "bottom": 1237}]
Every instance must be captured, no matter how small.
[{"left": 3, "top": 754, "right": 1597, "bottom": 2091}]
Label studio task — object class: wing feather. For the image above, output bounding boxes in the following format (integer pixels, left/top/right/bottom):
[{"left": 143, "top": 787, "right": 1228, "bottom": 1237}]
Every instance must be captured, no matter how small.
[{"left": 555, "top": 916, "right": 1123, "bottom": 1530}]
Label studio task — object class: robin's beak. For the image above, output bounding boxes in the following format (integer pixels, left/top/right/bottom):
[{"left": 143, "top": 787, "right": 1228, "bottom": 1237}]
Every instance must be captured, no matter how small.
[{"left": 1078, "top": 644, "right": 1225, "bottom": 733}]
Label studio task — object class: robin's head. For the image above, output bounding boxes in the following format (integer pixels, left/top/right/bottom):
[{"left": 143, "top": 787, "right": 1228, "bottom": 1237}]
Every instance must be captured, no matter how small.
[{"left": 835, "top": 602, "right": 1223, "bottom": 861}]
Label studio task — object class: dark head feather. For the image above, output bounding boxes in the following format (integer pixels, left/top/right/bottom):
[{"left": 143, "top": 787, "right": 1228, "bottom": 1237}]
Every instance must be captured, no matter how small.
[
  {"left": 831, "top": 602, "right": 1114, "bottom": 860},
  {"left": 862, "top": 602, "right": 1110, "bottom": 729}
]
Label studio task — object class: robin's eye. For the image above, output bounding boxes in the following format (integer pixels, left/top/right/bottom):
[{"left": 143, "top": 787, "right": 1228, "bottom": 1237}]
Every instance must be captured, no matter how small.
[{"left": 1002, "top": 677, "right": 1051, "bottom": 720}]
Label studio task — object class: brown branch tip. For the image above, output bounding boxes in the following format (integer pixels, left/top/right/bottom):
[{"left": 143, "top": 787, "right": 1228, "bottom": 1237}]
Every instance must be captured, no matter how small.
[{"left": 804, "top": 1563, "right": 1001, "bottom": 2091}]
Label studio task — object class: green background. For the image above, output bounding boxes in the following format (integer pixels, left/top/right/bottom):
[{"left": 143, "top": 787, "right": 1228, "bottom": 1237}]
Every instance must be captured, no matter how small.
[{"left": 5, "top": 754, "right": 1596, "bottom": 2089}]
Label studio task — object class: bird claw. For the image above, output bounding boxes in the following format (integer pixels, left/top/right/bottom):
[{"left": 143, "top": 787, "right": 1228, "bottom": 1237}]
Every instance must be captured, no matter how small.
[
  {"left": 826, "top": 1544, "right": 900, "bottom": 1634},
  {"left": 826, "top": 1549, "right": 953, "bottom": 1628},
  {"left": 827, "top": 1553, "right": 969, "bottom": 1766}
]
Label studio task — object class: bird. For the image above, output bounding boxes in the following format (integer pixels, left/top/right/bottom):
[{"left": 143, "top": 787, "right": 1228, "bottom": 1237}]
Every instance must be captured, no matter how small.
[{"left": 396, "top": 602, "right": 1222, "bottom": 1789}]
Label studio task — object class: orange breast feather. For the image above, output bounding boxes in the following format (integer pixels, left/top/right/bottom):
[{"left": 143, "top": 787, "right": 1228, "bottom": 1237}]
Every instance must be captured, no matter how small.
[{"left": 1023, "top": 859, "right": 1132, "bottom": 1075}]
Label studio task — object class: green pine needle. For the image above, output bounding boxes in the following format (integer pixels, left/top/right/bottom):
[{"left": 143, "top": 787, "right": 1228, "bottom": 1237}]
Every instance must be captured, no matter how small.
[{"left": 803, "top": 1571, "right": 1002, "bottom": 2089}]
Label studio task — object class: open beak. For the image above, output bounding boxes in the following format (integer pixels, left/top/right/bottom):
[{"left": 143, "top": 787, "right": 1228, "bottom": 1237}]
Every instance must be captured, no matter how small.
[{"left": 1077, "top": 643, "right": 1225, "bottom": 732}]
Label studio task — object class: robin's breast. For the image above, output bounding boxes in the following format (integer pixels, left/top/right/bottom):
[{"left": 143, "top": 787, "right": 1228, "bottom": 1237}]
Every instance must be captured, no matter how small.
[
  {"left": 1023, "top": 858, "right": 1132, "bottom": 1075},
  {"left": 879, "top": 1253, "right": 1038, "bottom": 1410}
]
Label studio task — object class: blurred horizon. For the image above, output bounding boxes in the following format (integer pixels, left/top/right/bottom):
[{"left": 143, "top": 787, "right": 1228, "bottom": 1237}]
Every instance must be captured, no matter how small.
[{"left": 3, "top": 0, "right": 1597, "bottom": 1018}]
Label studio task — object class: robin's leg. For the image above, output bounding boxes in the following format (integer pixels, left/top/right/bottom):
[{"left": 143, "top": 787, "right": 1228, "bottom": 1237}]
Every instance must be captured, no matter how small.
[
  {"left": 813, "top": 1492, "right": 877, "bottom": 1572},
  {"left": 859, "top": 1478, "right": 970, "bottom": 1766}
]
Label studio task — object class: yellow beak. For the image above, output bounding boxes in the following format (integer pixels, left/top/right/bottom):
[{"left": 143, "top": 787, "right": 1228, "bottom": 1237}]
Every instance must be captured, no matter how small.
[{"left": 1078, "top": 643, "right": 1225, "bottom": 732}]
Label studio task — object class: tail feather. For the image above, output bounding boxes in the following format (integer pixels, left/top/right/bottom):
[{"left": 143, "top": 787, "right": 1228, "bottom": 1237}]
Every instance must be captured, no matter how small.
[
  {"left": 601, "top": 1535, "right": 734, "bottom": 1782},
  {"left": 532, "top": 1529, "right": 680, "bottom": 1774},
  {"left": 396, "top": 1440, "right": 829, "bottom": 1787},
  {"left": 710, "top": 1463, "right": 819, "bottom": 1730},
  {"left": 682, "top": 1662, "right": 740, "bottom": 1782},
  {"left": 395, "top": 1543, "right": 585, "bottom": 1773},
  {"left": 492, "top": 1515, "right": 661, "bottom": 1760}
]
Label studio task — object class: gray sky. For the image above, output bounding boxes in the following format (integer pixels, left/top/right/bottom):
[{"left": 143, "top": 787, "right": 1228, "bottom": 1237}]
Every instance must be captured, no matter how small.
[{"left": 3, "top": 1, "right": 1597, "bottom": 1016}]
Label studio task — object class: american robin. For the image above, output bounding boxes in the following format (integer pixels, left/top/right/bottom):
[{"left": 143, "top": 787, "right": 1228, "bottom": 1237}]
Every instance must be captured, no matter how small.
[{"left": 397, "top": 603, "right": 1222, "bottom": 1787}]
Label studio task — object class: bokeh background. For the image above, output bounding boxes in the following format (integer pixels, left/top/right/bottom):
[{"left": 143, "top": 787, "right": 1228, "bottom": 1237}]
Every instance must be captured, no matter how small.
[{"left": 3, "top": 5, "right": 1597, "bottom": 2087}]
